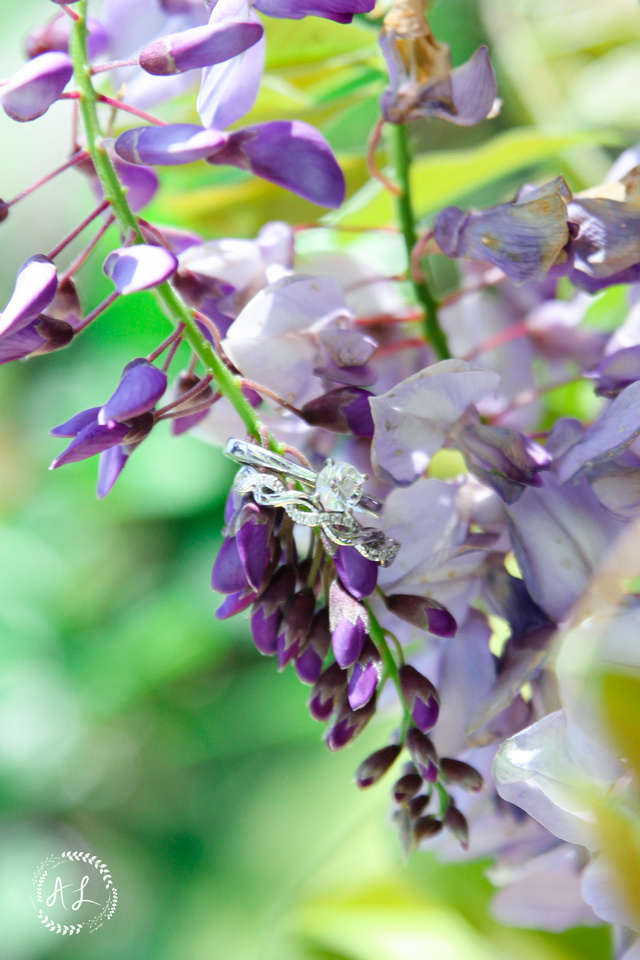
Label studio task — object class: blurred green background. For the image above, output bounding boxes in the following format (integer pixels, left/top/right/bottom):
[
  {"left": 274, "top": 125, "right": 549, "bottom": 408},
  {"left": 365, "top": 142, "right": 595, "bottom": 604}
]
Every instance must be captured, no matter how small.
[{"left": 1, "top": 0, "right": 637, "bottom": 956}]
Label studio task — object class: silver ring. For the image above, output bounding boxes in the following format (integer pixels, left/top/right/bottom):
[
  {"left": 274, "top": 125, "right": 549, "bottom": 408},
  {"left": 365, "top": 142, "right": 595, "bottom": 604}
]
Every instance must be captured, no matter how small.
[
  {"left": 224, "top": 439, "right": 400, "bottom": 567},
  {"left": 224, "top": 438, "right": 383, "bottom": 517}
]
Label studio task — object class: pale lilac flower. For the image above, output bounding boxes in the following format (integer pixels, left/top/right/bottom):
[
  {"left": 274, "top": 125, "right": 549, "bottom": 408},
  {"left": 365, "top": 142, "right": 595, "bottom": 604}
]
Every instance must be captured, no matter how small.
[
  {"left": 1, "top": 51, "right": 73, "bottom": 122},
  {"left": 104, "top": 244, "right": 179, "bottom": 294},
  {"left": 139, "top": 18, "right": 264, "bottom": 75},
  {"left": 0, "top": 255, "right": 58, "bottom": 338}
]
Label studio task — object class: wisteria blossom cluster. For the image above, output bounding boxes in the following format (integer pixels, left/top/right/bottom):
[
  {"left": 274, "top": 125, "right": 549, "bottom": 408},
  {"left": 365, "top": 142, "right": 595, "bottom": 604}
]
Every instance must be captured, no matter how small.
[{"left": 3, "top": 0, "right": 640, "bottom": 953}]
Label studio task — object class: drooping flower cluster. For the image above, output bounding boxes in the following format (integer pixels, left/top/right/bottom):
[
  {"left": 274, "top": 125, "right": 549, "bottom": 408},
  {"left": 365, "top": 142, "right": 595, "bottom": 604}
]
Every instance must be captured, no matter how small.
[{"left": 3, "top": 0, "right": 640, "bottom": 951}]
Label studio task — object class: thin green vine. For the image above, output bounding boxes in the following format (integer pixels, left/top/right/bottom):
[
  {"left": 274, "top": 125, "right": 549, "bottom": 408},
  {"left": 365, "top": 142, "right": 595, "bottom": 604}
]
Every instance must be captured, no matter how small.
[
  {"left": 68, "top": 1, "right": 281, "bottom": 450},
  {"left": 392, "top": 123, "right": 450, "bottom": 361},
  {"left": 366, "top": 602, "right": 412, "bottom": 743}
]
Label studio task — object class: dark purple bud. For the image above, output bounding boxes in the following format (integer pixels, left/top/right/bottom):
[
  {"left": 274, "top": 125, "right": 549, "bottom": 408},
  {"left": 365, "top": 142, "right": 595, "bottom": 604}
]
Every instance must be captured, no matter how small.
[
  {"left": 48, "top": 277, "right": 81, "bottom": 319},
  {"left": 140, "top": 20, "right": 264, "bottom": 75},
  {"left": 104, "top": 245, "right": 178, "bottom": 295},
  {"left": 0, "top": 200, "right": 8, "bottom": 223},
  {"left": 50, "top": 418, "right": 130, "bottom": 468},
  {"left": 348, "top": 639, "right": 381, "bottom": 710},
  {"left": 408, "top": 794, "right": 430, "bottom": 819},
  {"left": 211, "top": 536, "right": 249, "bottom": 594},
  {"left": 413, "top": 816, "right": 443, "bottom": 843},
  {"left": 251, "top": 604, "right": 281, "bottom": 655},
  {"left": 485, "top": 560, "right": 552, "bottom": 639},
  {"left": 300, "top": 387, "right": 375, "bottom": 438},
  {"left": 443, "top": 805, "right": 469, "bottom": 850},
  {"left": 333, "top": 545, "right": 378, "bottom": 600},
  {"left": 253, "top": 0, "right": 374, "bottom": 23},
  {"left": 97, "top": 444, "right": 128, "bottom": 499},
  {"left": 309, "top": 661, "right": 347, "bottom": 722},
  {"left": 277, "top": 586, "right": 316, "bottom": 670},
  {"left": 207, "top": 121, "right": 346, "bottom": 209},
  {"left": 329, "top": 579, "right": 369, "bottom": 668},
  {"left": 384, "top": 593, "right": 456, "bottom": 638},
  {"left": 236, "top": 503, "right": 273, "bottom": 591},
  {"left": 392, "top": 771, "right": 423, "bottom": 805},
  {"left": 0, "top": 254, "right": 57, "bottom": 338},
  {"left": 399, "top": 665, "right": 440, "bottom": 734},
  {"left": 256, "top": 564, "right": 296, "bottom": 616},
  {"left": 1, "top": 52, "right": 72, "bottom": 122},
  {"left": 354, "top": 744, "right": 401, "bottom": 788},
  {"left": 406, "top": 728, "right": 439, "bottom": 783},
  {"left": 115, "top": 124, "right": 227, "bottom": 166},
  {"left": 295, "top": 608, "right": 331, "bottom": 684},
  {"left": 29, "top": 316, "right": 74, "bottom": 355},
  {"left": 120, "top": 410, "right": 155, "bottom": 445},
  {"left": 99, "top": 359, "right": 167, "bottom": 424},
  {"left": 325, "top": 693, "right": 376, "bottom": 751},
  {"left": 439, "top": 758, "right": 484, "bottom": 792},
  {"left": 216, "top": 589, "right": 256, "bottom": 620}
]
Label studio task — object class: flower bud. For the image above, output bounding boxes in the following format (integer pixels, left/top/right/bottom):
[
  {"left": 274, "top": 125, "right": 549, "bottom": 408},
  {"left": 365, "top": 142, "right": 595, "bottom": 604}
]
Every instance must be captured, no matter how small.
[
  {"left": 443, "top": 805, "right": 469, "bottom": 850},
  {"left": 0, "top": 254, "right": 57, "bottom": 338},
  {"left": 439, "top": 758, "right": 484, "bottom": 792},
  {"left": 392, "top": 772, "right": 423, "bottom": 805},
  {"left": 325, "top": 693, "right": 376, "bottom": 751},
  {"left": 300, "top": 387, "right": 375, "bottom": 438},
  {"left": 348, "top": 640, "right": 381, "bottom": 710},
  {"left": 104, "top": 245, "right": 178, "bottom": 295},
  {"left": 407, "top": 794, "right": 430, "bottom": 819},
  {"left": 329, "top": 580, "right": 369, "bottom": 669},
  {"left": 354, "top": 744, "right": 401, "bottom": 788},
  {"left": 413, "top": 815, "right": 443, "bottom": 843},
  {"left": 139, "top": 20, "right": 264, "bottom": 75},
  {"left": 333, "top": 545, "right": 378, "bottom": 600},
  {"left": 399, "top": 664, "right": 440, "bottom": 733},
  {"left": 309, "top": 661, "right": 347, "bottom": 722},
  {"left": 406, "top": 728, "right": 439, "bottom": 783},
  {"left": 295, "top": 608, "right": 331, "bottom": 685},
  {"left": 277, "top": 586, "right": 316, "bottom": 670},
  {"left": 1, "top": 52, "right": 72, "bottom": 122},
  {"left": 383, "top": 593, "right": 456, "bottom": 638}
]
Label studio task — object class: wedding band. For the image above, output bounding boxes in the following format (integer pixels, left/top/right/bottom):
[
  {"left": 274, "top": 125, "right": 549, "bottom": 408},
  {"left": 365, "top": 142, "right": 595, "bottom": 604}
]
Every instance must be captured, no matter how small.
[
  {"left": 224, "top": 439, "right": 400, "bottom": 567},
  {"left": 224, "top": 438, "right": 383, "bottom": 517}
]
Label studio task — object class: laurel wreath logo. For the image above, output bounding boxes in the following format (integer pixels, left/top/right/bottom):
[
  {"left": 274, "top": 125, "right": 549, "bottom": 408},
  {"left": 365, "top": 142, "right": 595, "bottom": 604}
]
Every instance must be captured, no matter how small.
[{"left": 31, "top": 851, "right": 118, "bottom": 935}]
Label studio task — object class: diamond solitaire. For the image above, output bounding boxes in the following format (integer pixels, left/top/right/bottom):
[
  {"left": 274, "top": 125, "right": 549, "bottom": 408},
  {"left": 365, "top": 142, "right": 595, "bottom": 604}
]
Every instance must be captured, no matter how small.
[{"left": 315, "top": 460, "right": 366, "bottom": 512}]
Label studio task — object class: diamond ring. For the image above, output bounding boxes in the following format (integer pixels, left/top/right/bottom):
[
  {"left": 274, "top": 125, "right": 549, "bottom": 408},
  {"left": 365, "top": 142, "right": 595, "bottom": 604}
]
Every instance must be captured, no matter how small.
[{"left": 224, "top": 439, "right": 400, "bottom": 567}]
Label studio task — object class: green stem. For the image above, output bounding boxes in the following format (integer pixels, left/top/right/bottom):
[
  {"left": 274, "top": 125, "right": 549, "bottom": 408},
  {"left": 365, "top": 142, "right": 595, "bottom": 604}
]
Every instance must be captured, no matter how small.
[
  {"left": 392, "top": 124, "right": 450, "bottom": 360},
  {"left": 366, "top": 603, "right": 412, "bottom": 744},
  {"left": 68, "top": 2, "right": 279, "bottom": 450}
]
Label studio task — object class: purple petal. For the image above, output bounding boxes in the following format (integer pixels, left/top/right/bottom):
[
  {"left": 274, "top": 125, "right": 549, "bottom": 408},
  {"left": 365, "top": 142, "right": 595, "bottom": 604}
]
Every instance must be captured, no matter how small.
[
  {"left": 557, "top": 379, "right": 640, "bottom": 483},
  {"left": 251, "top": 605, "right": 281, "bottom": 655},
  {"left": 99, "top": 359, "right": 167, "bottom": 424},
  {"left": 50, "top": 407, "right": 102, "bottom": 438},
  {"left": 50, "top": 419, "right": 130, "bottom": 468},
  {"left": 332, "top": 614, "right": 366, "bottom": 669},
  {"left": 253, "top": 0, "right": 374, "bottom": 22},
  {"left": 211, "top": 536, "right": 249, "bottom": 594},
  {"left": 1, "top": 52, "right": 72, "bottom": 122},
  {"left": 0, "top": 255, "right": 57, "bottom": 338},
  {"left": 236, "top": 514, "right": 270, "bottom": 591},
  {"left": 568, "top": 197, "right": 640, "bottom": 279},
  {"left": 0, "top": 319, "right": 47, "bottom": 364},
  {"left": 208, "top": 121, "right": 346, "bottom": 208},
  {"left": 115, "top": 124, "right": 227, "bottom": 166},
  {"left": 216, "top": 589, "right": 256, "bottom": 619},
  {"left": 97, "top": 444, "right": 128, "bottom": 498},
  {"left": 295, "top": 645, "right": 324, "bottom": 685},
  {"left": 587, "top": 345, "right": 640, "bottom": 397},
  {"left": 104, "top": 245, "right": 178, "bottom": 295},
  {"left": 348, "top": 659, "right": 379, "bottom": 710},
  {"left": 434, "top": 46, "right": 497, "bottom": 126},
  {"left": 412, "top": 694, "right": 440, "bottom": 733},
  {"left": 434, "top": 178, "right": 570, "bottom": 285},
  {"left": 140, "top": 20, "right": 264, "bottom": 75},
  {"left": 171, "top": 408, "right": 210, "bottom": 435},
  {"left": 334, "top": 545, "right": 378, "bottom": 599},
  {"left": 113, "top": 158, "right": 159, "bottom": 212},
  {"left": 197, "top": 18, "right": 265, "bottom": 129}
]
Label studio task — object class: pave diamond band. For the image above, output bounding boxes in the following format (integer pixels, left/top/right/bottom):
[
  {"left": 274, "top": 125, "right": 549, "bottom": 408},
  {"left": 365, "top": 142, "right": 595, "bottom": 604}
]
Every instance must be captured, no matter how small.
[{"left": 224, "top": 439, "right": 400, "bottom": 567}]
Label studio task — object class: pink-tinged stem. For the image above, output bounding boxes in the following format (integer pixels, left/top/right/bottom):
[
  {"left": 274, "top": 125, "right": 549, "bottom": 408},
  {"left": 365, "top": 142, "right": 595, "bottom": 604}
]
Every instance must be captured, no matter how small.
[
  {"left": 155, "top": 373, "right": 214, "bottom": 418},
  {"left": 410, "top": 230, "right": 434, "bottom": 283},
  {"left": 74, "top": 290, "right": 119, "bottom": 333},
  {"left": 91, "top": 58, "right": 139, "bottom": 75},
  {"left": 239, "top": 377, "right": 303, "bottom": 419},
  {"left": 59, "top": 213, "right": 116, "bottom": 285},
  {"left": 355, "top": 309, "right": 423, "bottom": 327},
  {"left": 463, "top": 319, "right": 529, "bottom": 362},
  {"left": 193, "top": 310, "right": 223, "bottom": 355},
  {"left": 48, "top": 199, "right": 110, "bottom": 259},
  {"left": 374, "top": 337, "right": 425, "bottom": 360},
  {"left": 97, "top": 94, "right": 168, "bottom": 126},
  {"left": 60, "top": 4, "right": 80, "bottom": 20},
  {"left": 367, "top": 118, "right": 401, "bottom": 196},
  {"left": 4, "top": 149, "right": 88, "bottom": 209},
  {"left": 147, "top": 323, "right": 186, "bottom": 363}
]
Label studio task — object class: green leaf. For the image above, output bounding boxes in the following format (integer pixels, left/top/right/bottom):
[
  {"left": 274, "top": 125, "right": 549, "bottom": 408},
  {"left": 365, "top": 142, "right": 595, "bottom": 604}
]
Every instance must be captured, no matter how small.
[
  {"left": 265, "top": 18, "right": 375, "bottom": 68},
  {"left": 329, "top": 127, "right": 624, "bottom": 227}
]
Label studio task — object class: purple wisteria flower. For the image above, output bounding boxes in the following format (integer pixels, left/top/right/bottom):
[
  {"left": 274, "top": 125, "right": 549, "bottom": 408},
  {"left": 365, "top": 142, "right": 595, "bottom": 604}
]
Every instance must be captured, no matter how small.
[
  {"left": 379, "top": 0, "right": 497, "bottom": 125},
  {"left": 50, "top": 359, "right": 168, "bottom": 497},
  {"left": 1, "top": 51, "right": 73, "bottom": 122}
]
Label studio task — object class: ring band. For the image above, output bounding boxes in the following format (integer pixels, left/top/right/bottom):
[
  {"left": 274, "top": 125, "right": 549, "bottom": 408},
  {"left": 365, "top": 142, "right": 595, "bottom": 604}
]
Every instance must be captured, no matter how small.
[
  {"left": 224, "top": 439, "right": 399, "bottom": 567},
  {"left": 224, "top": 438, "right": 383, "bottom": 517}
]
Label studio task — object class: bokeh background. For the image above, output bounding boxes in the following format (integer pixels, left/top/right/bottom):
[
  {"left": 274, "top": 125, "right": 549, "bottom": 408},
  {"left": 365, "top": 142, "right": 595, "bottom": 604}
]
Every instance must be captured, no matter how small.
[{"left": 1, "top": 0, "right": 638, "bottom": 956}]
